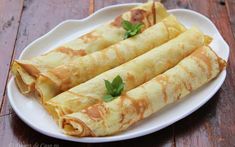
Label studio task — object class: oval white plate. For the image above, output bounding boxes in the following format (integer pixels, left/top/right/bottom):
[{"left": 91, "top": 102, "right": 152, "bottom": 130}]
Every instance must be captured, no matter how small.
[{"left": 7, "top": 3, "right": 229, "bottom": 143}]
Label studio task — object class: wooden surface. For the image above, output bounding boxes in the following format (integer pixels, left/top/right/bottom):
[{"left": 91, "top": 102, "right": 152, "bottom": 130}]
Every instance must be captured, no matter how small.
[{"left": 0, "top": 0, "right": 234, "bottom": 146}]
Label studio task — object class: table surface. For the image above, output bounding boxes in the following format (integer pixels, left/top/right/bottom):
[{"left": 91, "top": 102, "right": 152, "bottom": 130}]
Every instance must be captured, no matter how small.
[{"left": 0, "top": 0, "right": 234, "bottom": 146}]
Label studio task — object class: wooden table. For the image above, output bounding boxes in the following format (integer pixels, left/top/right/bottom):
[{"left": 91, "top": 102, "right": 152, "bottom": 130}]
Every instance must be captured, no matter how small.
[{"left": 0, "top": 0, "right": 234, "bottom": 146}]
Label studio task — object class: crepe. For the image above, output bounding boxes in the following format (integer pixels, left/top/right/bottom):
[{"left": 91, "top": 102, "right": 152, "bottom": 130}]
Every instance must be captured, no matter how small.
[
  {"left": 11, "top": 2, "right": 169, "bottom": 94},
  {"left": 45, "top": 27, "right": 212, "bottom": 121},
  {"left": 59, "top": 46, "right": 226, "bottom": 137},
  {"left": 35, "top": 15, "right": 186, "bottom": 102}
]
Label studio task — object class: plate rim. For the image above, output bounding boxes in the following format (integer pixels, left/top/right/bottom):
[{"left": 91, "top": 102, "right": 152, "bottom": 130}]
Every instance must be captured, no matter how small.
[{"left": 7, "top": 3, "right": 229, "bottom": 143}]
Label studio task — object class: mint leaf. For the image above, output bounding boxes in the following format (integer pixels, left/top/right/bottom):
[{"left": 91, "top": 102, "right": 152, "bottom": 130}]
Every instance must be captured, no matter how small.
[
  {"left": 122, "top": 20, "right": 143, "bottom": 39},
  {"left": 115, "top": 83, "right": 124, "bottom": 96},
  {"left": 103, "top": 75, "right": 125, "bottom": 102},
  {"left": 129, "top": 29, "right": 138, "bottom": 36},
  {"left": 122, "top": 20, "right": 132, "bottom": 30},
  {"left": 103, "top": 95, "right": 115, "bottom": 102},
  {"left": 124, "top": 31, "right": 130, "bottom": 39},
  {"left": 134, "top": 23, "right": 143, "bottom": 29},
  {"left": 112, "top": 75, "right": 123, "bottom": 88},
  {"left": 104, "top": 80, "right": 113, "bottom": 95},
  {"left": 135, "top": 24, "right": 143, "bottom": 33}
]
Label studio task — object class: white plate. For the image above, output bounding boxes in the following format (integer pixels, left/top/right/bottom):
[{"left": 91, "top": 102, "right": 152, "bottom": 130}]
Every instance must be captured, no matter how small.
[{"left": 7, "top": 3, "right": 229, "bottom": 143}]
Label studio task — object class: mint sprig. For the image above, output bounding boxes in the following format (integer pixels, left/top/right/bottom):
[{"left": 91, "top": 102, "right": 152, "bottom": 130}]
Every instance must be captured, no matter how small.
[
  {"left": 103, "top": 75, "right": 124, "bottom": 102},
  {"left": 122, "top": 20, "right": 143, "bottom": 39}
]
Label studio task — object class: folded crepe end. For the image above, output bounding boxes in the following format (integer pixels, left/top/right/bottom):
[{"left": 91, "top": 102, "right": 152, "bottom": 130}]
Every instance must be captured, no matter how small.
[
  {"left": 207, "top": 46, "right": 227, "bottom": 71},
  {"left": 14, "top": 72, "right": 34, "bottom": 94},
  {"left": 35, "top": 75, "right": 61, "bottom": 103},
  {"left": 45, "top": 101, "right": 63, "bottom": 122},
  {"left": 14, "top": 60, "right": 40, "bottom": 77},
  {"left": 11, "top": 61, "right": 35, "bottom": 94},
  {"left": 218, "top": 57, "right": 227, "bottom": 71},
  {"left": 60, "top": 117, "right": 94, "bottom": 137},
  {"left": 162, "top": 15, "right": 186, "bottom": 38},
  {"left": 153, "top": 2, "right": 170, "bottom": 23}
]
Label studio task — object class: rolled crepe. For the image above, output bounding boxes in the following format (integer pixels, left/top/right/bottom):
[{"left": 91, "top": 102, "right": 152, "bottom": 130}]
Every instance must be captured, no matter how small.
[
  {"left": 36, "top": 15, "right": 186, "bottom": 102},
  {"left": 45, "top": 27, "right": 212, "bottom": 121},
  {"left": 11, "top": 2, "right": 169, "bottom": 94},
  {"left": 60, "top": 46, "right": 226, "bottom": 137}
]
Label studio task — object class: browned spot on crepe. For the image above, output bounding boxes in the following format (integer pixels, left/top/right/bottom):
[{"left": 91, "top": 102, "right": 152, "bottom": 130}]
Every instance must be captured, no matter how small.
[
  {"left": 80, "top": 31, "right": 99, "bottom": 43},
  {"left": 87, "top": 55, "right": 97, "bottom": 76},
  {"left": 50, "top": 66, "right": 71, "bottom": 80},
  {"left": 82, "top": 103, "right": 107, "bottom": 121},
  {"left": 111, "top": 8, "right": 151, "bottom": 28},
  {"left": 82, "top": 104, "right": 102, "bottom": 120},
  {"left": 132, "top": 9, "right": 153, "bottom": 29},
  {"left": 182, "top": 79, "right": 192, "bottom": 92},
  {"left": 55, "top": 47, "right": 87, "bottom": 56},
  {"left": 126, "top": 72, "right": 136, "bottom": 88},
  {"left": 142, "top": 71, "right": 147, "bottom": 83},
  {"left": 113, "top": 46, "right": 125, "bottom": 63},
  {"left": 193, "top": 57, "right": 208, "bottom": 77},
  {"left": 171, "top": 74, "right": 184, "bottom": 101},
  {"left": 119, "top": 96, "right": 135, "bottom": 129},
  {"left": 111, "top": 15, "right": 122, "bottom": 27},
  {"left": 155, "top": 75, "right": 169, "bottom": 103},
  {"left": 178, "top": 65, "right": 193, "bottom": 92},
  {"left": 191, "top": 48, "right": 212, "bottom": 78},
  {"left": 49, "top": 66, "right": 72, "bottom": 91},
  {"left": 137, "top": 96, "right": 150, "bottom": 119},
  {"left": 119, "top": 113, "right": 125, "bottom": 123},
  {"left": 100, "top": 49, "right": 110, "bottom": 62},
  {"left": 178, "top": 64, "right": 195, "bottom": 79},
  {"left": 130, "top": 9, "right": 147, "bottom": 24},
  {"left": 120, "top": 94, "right": 149, "bottom": 122},
  {"left": 60, "top": 79, "right": 73, "bottom": 91}
]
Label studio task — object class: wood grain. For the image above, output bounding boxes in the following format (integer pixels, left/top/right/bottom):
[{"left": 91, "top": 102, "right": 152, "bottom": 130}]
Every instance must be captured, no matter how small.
[
  {"left": 162, "top": 0, "right": 190, "bottom": 9},
  {"left": 225, "top": 0, "right": 235, "bottom": 38},
  {"left": 94, "top": 0, "right": 146, "bottom": 11},
  {"left": 0, "top": 0, "right": 24, "bottom": 112},
  {"left": 90, "top": 0, "right": 95, "bottom": 14},
  {"left": 174, "top": 0, "right": 235, "bottom": 146}
]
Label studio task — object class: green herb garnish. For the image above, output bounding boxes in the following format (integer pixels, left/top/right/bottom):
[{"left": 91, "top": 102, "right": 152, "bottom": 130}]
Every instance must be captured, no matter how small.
[
  {"left": 103, "top": 75, "right": 124, "bottom": 102},
  {"left": 122, "top": 20, "right": 143, "bottom": 39}
]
